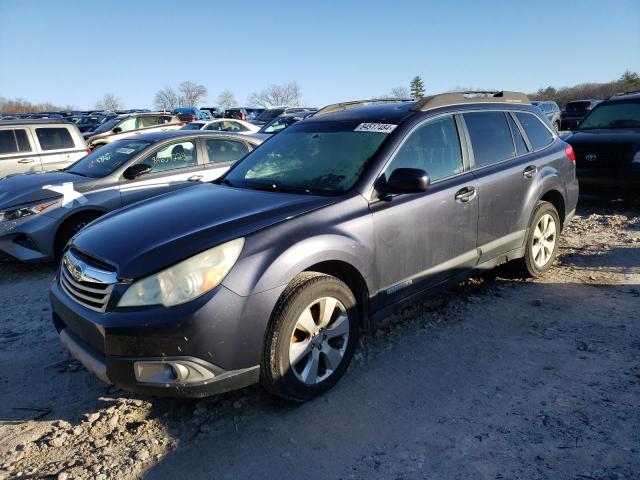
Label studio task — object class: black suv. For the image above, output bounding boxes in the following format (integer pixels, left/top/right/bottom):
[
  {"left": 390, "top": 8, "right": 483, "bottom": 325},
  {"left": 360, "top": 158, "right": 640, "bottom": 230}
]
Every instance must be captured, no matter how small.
[
  {"left": 561, "top": 99, "right": 601, "bottom": 130},
  {"left": 51, "top": 92, "right": 579, "bottom": 401},
  {"left": 564, "top": 91, "right": 640, "bottom": 189},
  {"left": 532, "top": 101, "right": 561, "bottom": 131}
]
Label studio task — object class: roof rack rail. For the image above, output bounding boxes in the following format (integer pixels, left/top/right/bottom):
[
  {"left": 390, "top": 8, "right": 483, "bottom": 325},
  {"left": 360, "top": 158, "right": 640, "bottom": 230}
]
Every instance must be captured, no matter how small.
[
  {"left": 311, "top": 98, "right": 413, "bottom": 117},
  {"left": 411, "top": 91, "right": 530, "bottom": 111}
]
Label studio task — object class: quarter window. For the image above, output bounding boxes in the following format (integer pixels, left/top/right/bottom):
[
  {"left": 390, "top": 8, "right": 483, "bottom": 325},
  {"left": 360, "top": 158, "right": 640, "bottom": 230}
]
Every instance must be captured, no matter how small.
[
  {"left": 117, "top": 117, "right": 138, "bottom": 132},
  {"left": 205, "top": 139, "right": 249, "bottom": 164},
  {"left": 386, "top": 115, "right": 463, "bottom": 182},
  {"left": 464, "top": 112, "right": 515, "bottom": 168},
  {"left": 0, "top": 129, "right": 31, "bottom": 154},
  {"left": 141, "top": 140, "right": 198, "bottom": 173},
  {"left": 138, "top": 116, "right": 162, "bottom": 128},
  {"left": 35, "top": 128, "right": 75, "bottom": 150},
  {"left": 507, "top": 114, "right": 529, "bottom": 156},
  {"left": 515, "top": 112, "right": 554, "bottom": 150}
]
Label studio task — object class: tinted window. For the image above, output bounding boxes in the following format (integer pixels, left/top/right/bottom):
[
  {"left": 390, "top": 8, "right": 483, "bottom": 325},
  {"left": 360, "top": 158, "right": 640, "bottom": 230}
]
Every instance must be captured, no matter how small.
[
  {"left": 515, "top": 112, "right": 554, "bottom": 150},
  {"left": 141, "top": 140, "right": 197, "bottom": 173},
  {"left": 35, "top": 128, "right": 75, "bottom": 150},
  {"left": 577, "top": 101, "right": 640, "bottom": 129},
  {"left": 386, "top": 115, "right": 463, "bottom": 181},
  {"left": 0, "top": 129, "right": 31, "bottom": 154},
  {"left": 566, "top": 101, "right": 592, "bottom": 114},
  {"left": 464, "top": 112, "right": 515, "bottom": 167},
  {"left": 205, "top": 139, "right": 249, "bottom": 164},
  {"left": 67, "top": 140, "right": 150, "bottom": 178},
  {"left": 507, "top": 114, "right": 528, "bottom": 156}
]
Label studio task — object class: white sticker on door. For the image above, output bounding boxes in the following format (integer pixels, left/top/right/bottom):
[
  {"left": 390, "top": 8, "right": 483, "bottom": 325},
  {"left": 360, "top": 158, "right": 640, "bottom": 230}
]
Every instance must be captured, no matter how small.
[{"left": 354, "top": 123, "right": 398, "bottom": 133}]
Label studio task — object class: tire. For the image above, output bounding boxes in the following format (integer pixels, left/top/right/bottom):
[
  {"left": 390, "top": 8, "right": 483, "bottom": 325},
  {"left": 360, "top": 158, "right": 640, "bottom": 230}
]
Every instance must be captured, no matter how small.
[
  {"left": 54, "top": 212, "right": 102, "bottom": 259},
  {"left": 91, "top": 143, "right": 104, "bottom": 151},
  {"left": 261, "top": 272, "right": 360, "bottom": 401},
  {"left": 515, "top": 201, "right": 561, "bottom": 278}
]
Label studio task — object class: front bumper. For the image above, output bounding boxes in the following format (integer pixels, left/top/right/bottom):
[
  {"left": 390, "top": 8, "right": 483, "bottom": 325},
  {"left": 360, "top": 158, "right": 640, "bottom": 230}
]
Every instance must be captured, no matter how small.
[
  {"left": 0, "top": 214, "right": 58, "bottom": 262},
  {"left": 50, "top": 278, "right": 285, "bottom": 398},
  {"left": 577, "top": 167, "right": 640, "bottom": 188}
]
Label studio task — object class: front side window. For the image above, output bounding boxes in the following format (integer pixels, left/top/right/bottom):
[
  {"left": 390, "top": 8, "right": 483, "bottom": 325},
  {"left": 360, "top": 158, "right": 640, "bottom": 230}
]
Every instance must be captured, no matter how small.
[
  {"left": 576, "top": 101, "right": 640, "bottom": 130},
  {"left": 384, "top": 115, "right": 463, "bottom": 182},
  {"left": 0, "top": 129, "right": 31, "bottom": 155},
  {"left": 140, "top": 140, "right": 198, "bottom": 173},
  {"left": 464, "top": 112, "right": 515, "bottom": 168},
  {"left": 35, "top": 127, "right": 75, "bottom": 150},
  {"left": 67, "top": 140, "right": 151, "bottom": 178},
  {"left": 224, "top": 122, "right": 390, "bottom": 194},
  {"left": 205, "top": 139, "right": 249, "bottom": 164},
  {"left": 515, "top": 112, "right": 554, "bottom": 150}
]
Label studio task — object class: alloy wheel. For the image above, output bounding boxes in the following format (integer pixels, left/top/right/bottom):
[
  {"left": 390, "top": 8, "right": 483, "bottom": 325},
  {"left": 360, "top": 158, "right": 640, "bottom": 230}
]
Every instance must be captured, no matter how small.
[{"left": 532, "top": 213, "right": 557, "bottom": 268}]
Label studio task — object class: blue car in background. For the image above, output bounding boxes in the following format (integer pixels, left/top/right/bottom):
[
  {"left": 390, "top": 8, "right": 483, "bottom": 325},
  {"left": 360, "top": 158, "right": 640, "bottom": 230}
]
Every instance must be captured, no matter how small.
[{"left": 172, "top": 107, "right": 210, "bottom": 122}]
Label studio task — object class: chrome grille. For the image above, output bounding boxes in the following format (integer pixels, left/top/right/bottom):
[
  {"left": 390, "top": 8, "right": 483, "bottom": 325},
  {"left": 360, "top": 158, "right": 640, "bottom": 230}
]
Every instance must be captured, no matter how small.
[{"left": 60, "top": 250, "right": 117, "bottom": 312}]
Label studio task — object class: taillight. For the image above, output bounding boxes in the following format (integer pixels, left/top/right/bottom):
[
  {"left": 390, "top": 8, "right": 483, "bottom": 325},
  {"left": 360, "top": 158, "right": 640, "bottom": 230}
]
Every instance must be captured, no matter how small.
[
  {"left": 565, "top": 144, "right": 575, "bottom": 163},
  {"left": 85, "top": 148, "right": 91, "bottom": 155},
  {"left": 177, "top": 122, "right": 185, "bottom": 126},
  {"left": 240, "top": 113, "right": 246, "bottom": 120}
]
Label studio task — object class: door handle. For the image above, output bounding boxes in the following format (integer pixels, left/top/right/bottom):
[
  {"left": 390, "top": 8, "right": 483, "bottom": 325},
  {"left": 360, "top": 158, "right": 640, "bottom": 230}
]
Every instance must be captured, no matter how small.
[
  {"left": 188, "top": 175, "right": 204, "bottom": 182},
  {"left": 18, "top": 158, "right": 35, "bottom": 164},
  {"left": 455, "top": 186, "right": 476, "bottom": 203},
  {"left": 523, "top": 165, "right": 538, "bottom": 178}
]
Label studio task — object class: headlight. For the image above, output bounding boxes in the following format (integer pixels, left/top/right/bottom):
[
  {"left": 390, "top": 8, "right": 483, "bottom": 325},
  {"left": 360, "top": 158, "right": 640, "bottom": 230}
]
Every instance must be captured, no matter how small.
[
  {"left": 118, "top": 238, "right": 245, "bottom": 308},
  {"left": 633, "top": 150, "right": 640, "bottom": 164},
  {"left": 0, "top": 200, "right": 58, "bottom": 223}
]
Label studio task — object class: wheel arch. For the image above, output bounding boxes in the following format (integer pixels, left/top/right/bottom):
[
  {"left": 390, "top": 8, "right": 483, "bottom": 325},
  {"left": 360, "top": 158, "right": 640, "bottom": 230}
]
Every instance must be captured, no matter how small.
[{"left": 53, "top": 207, "right": 108, "bottom": 254}]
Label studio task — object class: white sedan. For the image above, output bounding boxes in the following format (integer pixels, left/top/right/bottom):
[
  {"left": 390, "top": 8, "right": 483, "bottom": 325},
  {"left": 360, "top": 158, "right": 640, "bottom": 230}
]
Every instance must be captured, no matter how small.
[{"left": 181, "top": 119, "right": 260, "bottom": 134}]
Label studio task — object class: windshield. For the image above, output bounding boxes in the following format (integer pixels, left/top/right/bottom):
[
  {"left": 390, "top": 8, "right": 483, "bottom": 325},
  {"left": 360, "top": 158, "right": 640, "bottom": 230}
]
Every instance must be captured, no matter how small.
[
  {"left": 181, "top": 122, "right": 204, "bottom": 130},
  {"left": 223, "top": 123, "right": 390, "bottom": 195},
  {"left": 577, "top": 102, "right": 640, "bottom": 129},
  {"left": 256, "top": 109, "right": 284, "bottom": 122},
  {"left": 566, "top": 101, "right": 592, "bottom": 114},
  {"left": 66, "top": 140, "right": 151, "bottom": 178},
  {"left": 92, "top": 118, "right": 120, "bottom": 133},
  {"left": 77, "top": 116, "right": 100, "bottom": 125}
]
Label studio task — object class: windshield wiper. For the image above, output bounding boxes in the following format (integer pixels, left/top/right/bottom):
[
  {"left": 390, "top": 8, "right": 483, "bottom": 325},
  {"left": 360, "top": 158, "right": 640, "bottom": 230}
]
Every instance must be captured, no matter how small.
[{"left": 65, "top": 170, "right": 87, "bottom": 177}]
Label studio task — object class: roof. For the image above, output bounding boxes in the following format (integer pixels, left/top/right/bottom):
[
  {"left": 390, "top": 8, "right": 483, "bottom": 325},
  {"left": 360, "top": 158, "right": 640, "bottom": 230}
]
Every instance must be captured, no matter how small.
[
  {"left": 606, "top": 91, "right": 640, "bottom": 102},
  {"left": 0, "top": 119, "right": 71, "bottom": 126},
  {"left": 118, "top": 129, "right": 264, "bottom": 144},
  {"left": 307, "top": 101, "right": 415, "bottom": 124}
]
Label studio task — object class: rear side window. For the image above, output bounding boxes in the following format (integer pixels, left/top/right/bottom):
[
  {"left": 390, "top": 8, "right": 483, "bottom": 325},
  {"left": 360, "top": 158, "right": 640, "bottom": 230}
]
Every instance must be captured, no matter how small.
[
  {"left": 205, "top": 138, "right": 250, "bottom": 164},
  {"left": 387, "top": 114, "right": 463, "bottom": 181},
  {"left": 0, "top": 129, "right": 31, "bottom": 154},
  {"left": 35, "top": 128, "right": 75, "bottom": 150},
  {"left": 464, "top": 112, "right": 514, "bottom": 168},
  {"left": 506, "top": 114, "right": 528, "bottom": 156},
  {"left": 515, "top": 112, "right": 554, "bottom": 151}
]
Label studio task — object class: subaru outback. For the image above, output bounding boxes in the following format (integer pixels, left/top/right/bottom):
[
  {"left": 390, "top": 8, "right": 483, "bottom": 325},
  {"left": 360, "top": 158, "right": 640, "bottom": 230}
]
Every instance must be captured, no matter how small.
[{"left": 51, "top": 92, "right": 579, "bottom": 401}]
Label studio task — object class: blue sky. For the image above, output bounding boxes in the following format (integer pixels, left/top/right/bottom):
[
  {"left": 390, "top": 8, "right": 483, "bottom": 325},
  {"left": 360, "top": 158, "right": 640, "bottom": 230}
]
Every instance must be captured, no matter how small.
[{"left": 0, "top": 0, "right": 638, "bottom": 109}]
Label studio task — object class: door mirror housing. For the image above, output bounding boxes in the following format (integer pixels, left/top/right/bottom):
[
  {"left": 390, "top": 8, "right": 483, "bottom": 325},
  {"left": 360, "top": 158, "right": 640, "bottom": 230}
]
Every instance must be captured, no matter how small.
[
  {"left": 112, "top": 127, "right": 122, "bottom": 134},
  {"left": 386, "top": 168, "right": 430, "bottom": 194},
  {"left": 123, "top": 163, "right": 152, "bottom": 180}
]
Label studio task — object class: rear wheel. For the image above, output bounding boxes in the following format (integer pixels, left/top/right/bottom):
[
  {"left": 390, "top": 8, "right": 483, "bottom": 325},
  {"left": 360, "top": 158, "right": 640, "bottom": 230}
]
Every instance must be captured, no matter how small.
[
  {"left": 261, "top": 272, "right": 359, "bottom": 401},
  {"left": 54, "top": 212, "right": 102, "bottom": 259},
  {"left": 515, "top": 201, "right": 560, "bottom": 278}
]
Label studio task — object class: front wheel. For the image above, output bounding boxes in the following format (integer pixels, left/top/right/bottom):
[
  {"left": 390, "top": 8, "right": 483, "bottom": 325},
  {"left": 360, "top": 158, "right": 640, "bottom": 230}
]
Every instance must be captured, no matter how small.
[
  {"left": 515, "top": 201, "right": 561, "bottom": 278},
  {"left": 261, "top": 272, "right": 360, "bottom": 401}
]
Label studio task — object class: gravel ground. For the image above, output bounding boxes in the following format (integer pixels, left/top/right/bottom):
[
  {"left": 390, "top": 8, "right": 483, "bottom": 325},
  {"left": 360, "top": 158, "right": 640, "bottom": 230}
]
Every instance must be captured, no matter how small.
[{"left": 0, "top": 193, "right": 639, "bottom": 480}]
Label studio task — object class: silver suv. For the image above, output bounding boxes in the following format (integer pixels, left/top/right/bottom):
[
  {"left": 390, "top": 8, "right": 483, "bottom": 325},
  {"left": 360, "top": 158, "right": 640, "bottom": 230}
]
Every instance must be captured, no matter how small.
[
  {"left": 84, "top": 113, "right": 183, "bottom": 150},
  {"left": 0, "top": 120, "right": 88, "bottom": 178}
]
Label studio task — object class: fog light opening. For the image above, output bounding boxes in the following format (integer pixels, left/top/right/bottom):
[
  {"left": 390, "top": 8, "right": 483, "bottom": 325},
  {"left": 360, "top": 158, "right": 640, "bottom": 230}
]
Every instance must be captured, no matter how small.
[{"left": 134, "top": 359, "right": 215, "bottom": 385}]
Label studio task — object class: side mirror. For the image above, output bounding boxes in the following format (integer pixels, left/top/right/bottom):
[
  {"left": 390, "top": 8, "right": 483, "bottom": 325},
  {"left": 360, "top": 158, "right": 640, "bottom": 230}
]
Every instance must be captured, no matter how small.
[
  {"left": 112, "top": 127, "right": 122, "bottom": 134},
  {"left": 386, "top": 168, "right": 429, "bottom": 194},
  {"left": 123, "top": 163, "right": 152, "bottom": 180}
]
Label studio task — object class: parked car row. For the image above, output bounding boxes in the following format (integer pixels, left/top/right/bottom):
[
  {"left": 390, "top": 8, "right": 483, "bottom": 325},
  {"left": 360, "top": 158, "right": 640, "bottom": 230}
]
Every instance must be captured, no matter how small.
[{"left": 2, "top": 89, "right": 638, "bottom": 403}]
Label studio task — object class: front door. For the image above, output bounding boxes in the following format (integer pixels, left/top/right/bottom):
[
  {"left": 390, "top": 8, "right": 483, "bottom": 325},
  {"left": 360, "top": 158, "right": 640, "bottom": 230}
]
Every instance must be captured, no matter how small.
[
  {"left": 119, "top": 138, "right": 203, "bottom": 205},
  {"left": 371, "top": 114, "right": 479, "bottom": 305}
]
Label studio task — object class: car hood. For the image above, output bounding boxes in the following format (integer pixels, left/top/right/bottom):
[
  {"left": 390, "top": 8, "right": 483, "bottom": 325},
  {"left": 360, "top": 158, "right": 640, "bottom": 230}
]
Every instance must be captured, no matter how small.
[
  {"left": 72, "top": 183, "right": 338, "bottom": 279},
  {"left": 0, "top": 171, "right": 95, "bottom": 210}
]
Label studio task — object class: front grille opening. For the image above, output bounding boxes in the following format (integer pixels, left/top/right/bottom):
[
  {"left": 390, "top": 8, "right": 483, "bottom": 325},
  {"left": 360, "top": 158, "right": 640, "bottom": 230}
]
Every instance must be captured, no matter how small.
[
  {"left": 69, "top": 247, "right": 116, "bottom": 272},
  {"left": 59, "top": 254, "right": 116, "bottom": 313}
]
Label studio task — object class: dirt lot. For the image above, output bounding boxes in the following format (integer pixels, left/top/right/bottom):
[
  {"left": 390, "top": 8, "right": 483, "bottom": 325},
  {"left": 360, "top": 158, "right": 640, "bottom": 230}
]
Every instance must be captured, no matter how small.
[{"left": 1, "top": 194, "right": 639, "bottom": 480}]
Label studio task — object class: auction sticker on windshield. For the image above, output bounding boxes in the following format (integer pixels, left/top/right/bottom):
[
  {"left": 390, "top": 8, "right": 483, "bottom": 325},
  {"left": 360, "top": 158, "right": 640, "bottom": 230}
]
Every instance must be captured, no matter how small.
[{"left": 354, "top": 123, "right": 398, "bottom": 133}]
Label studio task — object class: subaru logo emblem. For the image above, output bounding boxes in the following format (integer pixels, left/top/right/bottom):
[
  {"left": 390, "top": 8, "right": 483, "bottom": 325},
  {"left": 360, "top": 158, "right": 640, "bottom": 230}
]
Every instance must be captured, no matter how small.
[
  {"left": 64, "top": 255, "right": 84, "bottom": 282},
  {"left": 585, "top": 153, "right": 597, "bottom": 162}
]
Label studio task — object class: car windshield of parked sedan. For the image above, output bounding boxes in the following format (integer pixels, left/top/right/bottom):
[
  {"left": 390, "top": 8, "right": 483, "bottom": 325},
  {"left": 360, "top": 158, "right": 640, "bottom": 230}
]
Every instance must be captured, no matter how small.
[
  {"left": 223, "top": 123, "right": 390, "bottom": 194},
  {"left": 66, "top": 140, "right": 151, "bottom": 178},
  {"left": 92, "top": 118, "right": 121, "bottom": 134},
  {"left": 577, "top": 102, "right": 640, "bottom": 129}
]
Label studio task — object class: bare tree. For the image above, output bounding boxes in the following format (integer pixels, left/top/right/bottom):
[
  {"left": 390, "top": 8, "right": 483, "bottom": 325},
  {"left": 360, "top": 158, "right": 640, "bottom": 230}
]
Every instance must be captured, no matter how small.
[
  {"left": 217, "top": 90, "right": 237, "bottom": 110},
  {"left": 248, "top": 81, "right": 302, "bottom": 108},
  {"left": 378, "top": 86, "right": 410, "bottom": 99},
  {"left": 95, "top": 93, "right": 122, "bottom": 111},
  {"left": 154, "top": 86, "right": 180, "bottom": 112},
  {"left": 178, "top": 81, "right": 207, "bottom": 107}
]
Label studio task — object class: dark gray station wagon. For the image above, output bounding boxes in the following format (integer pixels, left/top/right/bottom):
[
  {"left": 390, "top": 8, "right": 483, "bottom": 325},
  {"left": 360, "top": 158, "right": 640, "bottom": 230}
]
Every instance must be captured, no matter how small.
[{"left": 51, "top": 92, "right": 579, "bottom": 401}]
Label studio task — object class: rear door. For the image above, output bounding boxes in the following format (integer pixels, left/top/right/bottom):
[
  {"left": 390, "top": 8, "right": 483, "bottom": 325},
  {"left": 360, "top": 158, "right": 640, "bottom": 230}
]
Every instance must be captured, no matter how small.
[
  {"left": 33, "top": 126, "right": 83, "bottom": 171},
  {"left": 119, "top": 138, "right": 205, "bottom": 205},
  {"left": 0, "top": 128, "right": 42, "bottom": 177},
  {"left": 371, "top": 114, "right": 479, "bottom": 305},
  {"left": 462, "top": 110, "right": 541, "bottom": 262}
]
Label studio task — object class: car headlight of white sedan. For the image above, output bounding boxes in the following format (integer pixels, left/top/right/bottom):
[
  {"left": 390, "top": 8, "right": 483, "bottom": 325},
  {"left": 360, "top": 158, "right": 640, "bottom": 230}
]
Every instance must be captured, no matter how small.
[{"left": 118, "top": 238, "right": 245, "bottom": 308}]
